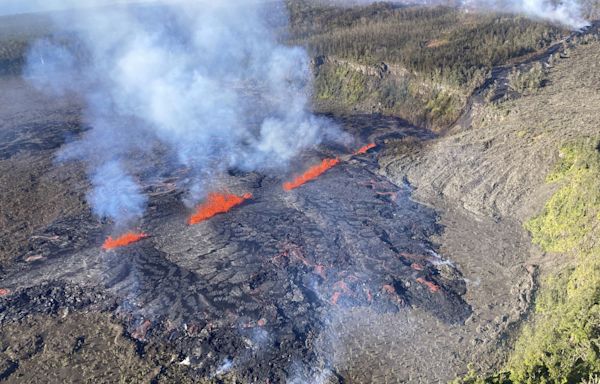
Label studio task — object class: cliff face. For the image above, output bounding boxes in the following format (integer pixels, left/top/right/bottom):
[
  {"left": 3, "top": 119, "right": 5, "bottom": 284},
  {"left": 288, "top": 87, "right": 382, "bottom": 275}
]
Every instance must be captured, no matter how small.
[
  {"left": 311, "top": 55, "right": 466, "bottom": 130},
  {"left": 289, "top": 3, "right": 565, "bottom": 131},
  {"left": 382, "top": 37, "right": 600, "bottom": 222}
]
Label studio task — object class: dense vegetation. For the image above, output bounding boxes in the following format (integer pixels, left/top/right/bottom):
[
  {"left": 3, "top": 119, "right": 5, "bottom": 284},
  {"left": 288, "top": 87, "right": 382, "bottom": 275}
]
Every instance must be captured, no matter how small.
[
  {"left": 287, "top": 1, "right": 565, "bottom": 128},
  {"left": 511, "top": 139, "right": 600, "bottom": 383},
  {"left": 457, "top": 137, "right": 600, "bottom": 383},
  {"left": 288, "top": 2, "right": 562, "bottom": 86},
  {"left": 507, "top": 62, "right": 547, "bottom": 94}
]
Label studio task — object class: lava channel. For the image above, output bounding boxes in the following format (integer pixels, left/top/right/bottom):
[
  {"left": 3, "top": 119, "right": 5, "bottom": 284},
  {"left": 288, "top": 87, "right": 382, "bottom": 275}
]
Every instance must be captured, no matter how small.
[
  {"left": 354, "top": 143, "right": 376, "bottom": 155},
  {"left": 102, "top": 232, "right": 148, "bottom": 250},
  {"left": 283, "top": 158, "right": 340, "bottom": 191},
  {"left": 188, "top": 192, "right": 253, "bottom": 225}
]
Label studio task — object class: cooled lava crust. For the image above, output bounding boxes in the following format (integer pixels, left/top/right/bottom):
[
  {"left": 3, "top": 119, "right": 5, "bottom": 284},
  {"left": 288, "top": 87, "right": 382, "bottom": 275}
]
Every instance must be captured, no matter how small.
[{"left": 0, "top": 115, "right": 470, "bottom": 382}]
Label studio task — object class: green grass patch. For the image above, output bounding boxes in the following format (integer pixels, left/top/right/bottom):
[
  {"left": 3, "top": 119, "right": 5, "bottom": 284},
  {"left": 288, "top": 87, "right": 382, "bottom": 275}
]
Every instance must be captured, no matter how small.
[
  {"left": 315, "top": 64, "right": 368, "bottom": 103},
  {"left": 525, "top": 139, "right": 600, "bottom": 254},
  {"left": 425, "top": 89, "right": 462, "bottom": 127}
]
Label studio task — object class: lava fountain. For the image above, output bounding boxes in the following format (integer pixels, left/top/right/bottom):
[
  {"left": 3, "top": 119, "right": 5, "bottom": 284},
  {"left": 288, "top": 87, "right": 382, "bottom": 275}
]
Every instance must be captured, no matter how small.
[
  {"left": 188, "top": 192, "right": 253, "bottom": 225},
  {"left": 354, "top": 143, "right": 376, "bottom": 155},
  {"left": 102, "top": 232, "right": 148, "bottom": 250},
  {"left": 283, "top": 158, "right": 340, "bottom": 191}
]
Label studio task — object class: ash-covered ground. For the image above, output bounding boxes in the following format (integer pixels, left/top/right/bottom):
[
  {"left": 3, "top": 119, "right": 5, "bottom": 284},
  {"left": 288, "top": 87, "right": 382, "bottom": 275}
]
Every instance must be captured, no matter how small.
[{"left": 0, "top": 76, "right": 473, "bottom": 382}]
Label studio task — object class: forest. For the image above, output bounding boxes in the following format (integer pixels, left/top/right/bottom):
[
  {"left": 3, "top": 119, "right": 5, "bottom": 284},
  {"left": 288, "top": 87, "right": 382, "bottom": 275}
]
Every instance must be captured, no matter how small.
[{"left": 287, "top": 1, "right": 566, "bottom": 128}]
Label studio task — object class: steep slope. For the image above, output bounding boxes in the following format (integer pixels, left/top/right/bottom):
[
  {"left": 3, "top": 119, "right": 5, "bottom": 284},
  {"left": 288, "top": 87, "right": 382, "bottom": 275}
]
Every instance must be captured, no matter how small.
[
  {"left": 288, "top": 2, "right": 565, "bottom": 129},
  {"left": 381, "top": 37, "right": 600, "bottom": 222},
  {"left": 381, "top": 35, "right": 600, "bottom": 381}
]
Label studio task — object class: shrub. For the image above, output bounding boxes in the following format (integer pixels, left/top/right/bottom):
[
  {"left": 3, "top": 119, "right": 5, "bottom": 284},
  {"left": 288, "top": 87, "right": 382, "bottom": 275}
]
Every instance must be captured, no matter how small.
[{"left": 507, "top": 62, "right": 547, "bottom": 94}]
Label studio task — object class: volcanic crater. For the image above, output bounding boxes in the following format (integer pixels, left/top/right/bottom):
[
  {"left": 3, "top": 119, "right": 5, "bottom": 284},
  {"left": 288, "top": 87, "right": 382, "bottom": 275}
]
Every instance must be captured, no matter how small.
[{"left": 0, "top": 96, "right": 470, "bottom": 381}]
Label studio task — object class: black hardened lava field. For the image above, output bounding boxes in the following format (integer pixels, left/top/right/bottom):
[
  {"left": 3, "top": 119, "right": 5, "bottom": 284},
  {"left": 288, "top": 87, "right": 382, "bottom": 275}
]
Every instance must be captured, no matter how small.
[{"left": 0, "top": 114, "right": 470, "bottom": 382}]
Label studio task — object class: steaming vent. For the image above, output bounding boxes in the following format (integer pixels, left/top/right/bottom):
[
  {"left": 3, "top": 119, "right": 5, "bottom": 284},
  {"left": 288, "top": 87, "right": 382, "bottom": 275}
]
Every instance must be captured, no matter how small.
[{"left": 24, "top": 1, "right": 345, "bottom": 231}]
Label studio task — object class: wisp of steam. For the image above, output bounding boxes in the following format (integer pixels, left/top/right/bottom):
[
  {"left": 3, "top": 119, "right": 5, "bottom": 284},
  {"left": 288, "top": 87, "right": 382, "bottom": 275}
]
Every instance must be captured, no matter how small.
[
  {"left": 461, "top": 0, "right": 590, "bottom": 29},
  {"left": 22, "top": 0, "right": 338, "bottom": 226},
  {"left": 316, "top": 0, "right": 589, "bottom": 29}
]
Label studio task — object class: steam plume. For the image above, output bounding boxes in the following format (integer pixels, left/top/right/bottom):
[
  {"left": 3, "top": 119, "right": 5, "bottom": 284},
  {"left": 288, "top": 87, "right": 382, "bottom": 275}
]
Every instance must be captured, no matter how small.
[
  {"left": 461, "top": 0, "right": 590, "bottom": 29},
  {"left": 21, "top": 0, "right": 338, "bottom": 225},
  {"left": 317, "top": 0, "right": 589, "bottom": 29}
]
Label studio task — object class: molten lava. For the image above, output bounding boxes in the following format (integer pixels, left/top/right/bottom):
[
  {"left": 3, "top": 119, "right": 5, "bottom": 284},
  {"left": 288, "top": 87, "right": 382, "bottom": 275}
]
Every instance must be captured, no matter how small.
[
  {"left": 330, "top": 280, "right": 352, "bottom": 305},
  {"left": 283, "top": 158, "right": 340, "bottom": 191},
  {"left": 331, "top": 291, "right": 342, "bottom": 305},
  {"left": 102, "top": 232, "right": 148, "bottom": 250},
  {"left": 416, "top": 277, "right": 440, "bottom": 293},
  {"left": 131, "top": 320, "right": 152, "bottom": 341},
  {"left": 354, "top": 143, "right": 376, "bottom": 155},
  {"left": 188, "top": 192, "right": 252, "bottom": 225}
]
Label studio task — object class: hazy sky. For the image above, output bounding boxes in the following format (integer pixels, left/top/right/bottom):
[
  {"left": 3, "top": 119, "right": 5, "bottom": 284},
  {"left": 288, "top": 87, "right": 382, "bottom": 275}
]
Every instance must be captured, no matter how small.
[
  {"left": 0, "top": 0, "right": 143, "bottom": 16},
  {"left": 0, "top": 0, "right": 274, "bottom": 16}
]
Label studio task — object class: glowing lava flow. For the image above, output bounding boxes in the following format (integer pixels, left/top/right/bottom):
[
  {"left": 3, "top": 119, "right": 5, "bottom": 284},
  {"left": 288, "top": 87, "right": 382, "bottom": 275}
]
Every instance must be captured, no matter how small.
[
  {"left": 102, "top": 232, "right": 148, "bottom": 250},
  {"left": 416, "top": 277, "right": 441, "bottom": 293},
  {"left": 283, "top": 158, "right": 340, "bottom": 191},
  {"left": 354, "top": 143, "right": 376, "bottom": 155},
  {"left": 188, "top": 192, "right": 253, "bottom": 225}
]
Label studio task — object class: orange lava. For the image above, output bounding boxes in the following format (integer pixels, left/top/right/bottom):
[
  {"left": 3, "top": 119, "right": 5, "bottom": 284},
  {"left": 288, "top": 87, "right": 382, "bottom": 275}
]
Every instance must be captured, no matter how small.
[
  {"left": 25, "top": 255, "right": 45, "bottom": 263},
  {"left": 382, "top": 284, "right": 396, "bottom": 295},
  {"left": 131, "top": 320, "right": 152, "bottom": 341},
  {"left": 331, "top": 291, "right": 342, "bottom": 305},
  {"left": 102, "top": 232, "right": 148, "bottom": 250},
  {"left": 382, "top": 284, "right": 406, "bottom": 306},
  {"left": 416, "top": 277, "right": 440, "bottom": 293},
  {"left": 333, "top": 280, "right": 351, "bottom": 294},
  {"left": 188, "top": 192, "right": 252, "bottom": 225},
  {"left": 330, "top": 280, "right": 352, "bottom": 305},
  {"left": 366, "top": 288, "right": 373, "bottom": 302},
  {"left": 283, "top": 158, "right": 340, "bottom": 191},
  {"left": 0, "top": 288, "right": 11, "bottom": 296},
  {"left": 411, "top": 263, "right": 425, "bottom": 271},
  {"left": 354, "top": 143, "right": 376, "bottom": 155},
  {"left": 314, "top": 264, "right": 326, "bottom": 279}
]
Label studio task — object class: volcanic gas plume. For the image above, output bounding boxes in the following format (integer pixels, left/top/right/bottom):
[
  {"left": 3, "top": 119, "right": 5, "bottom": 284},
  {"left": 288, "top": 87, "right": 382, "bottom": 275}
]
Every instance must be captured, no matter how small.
[
  {"left": 188, "top": 192, "right": 253, "bottom": 225},
  {"left": 102, "top": 232, "right": 148, "bottom": 250},
  {"left": 283, "top": 158, "right": 340, "bottom": 191},
  {"left": 23, "top": 1, "right": 339, "bottom": 227}
]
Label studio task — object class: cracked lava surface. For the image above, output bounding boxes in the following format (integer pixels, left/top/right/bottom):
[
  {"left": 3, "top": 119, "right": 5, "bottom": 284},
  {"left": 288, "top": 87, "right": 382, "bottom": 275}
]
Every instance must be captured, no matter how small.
[{"left": 0, "top": 109, "right": 470, "bottom": 382}]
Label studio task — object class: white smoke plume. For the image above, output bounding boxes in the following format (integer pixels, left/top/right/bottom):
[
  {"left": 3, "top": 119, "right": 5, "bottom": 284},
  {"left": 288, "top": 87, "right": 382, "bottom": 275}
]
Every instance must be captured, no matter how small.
[
  {"left": 461, "top": 0, "right": 590, "bottom": 29},
  {"left": 0, "top": 0, "right": 142, "bottom": 16},
  {"left": 317, "top": 0, "right": 589, "bottom": 29},
  {"left": 19, "top": 0, "right": 339, "bottom": 226}
]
